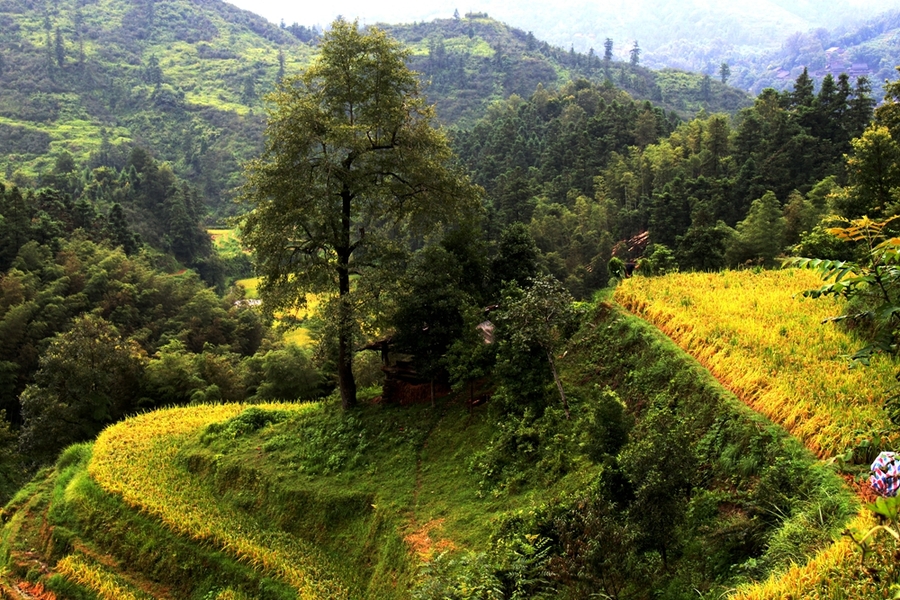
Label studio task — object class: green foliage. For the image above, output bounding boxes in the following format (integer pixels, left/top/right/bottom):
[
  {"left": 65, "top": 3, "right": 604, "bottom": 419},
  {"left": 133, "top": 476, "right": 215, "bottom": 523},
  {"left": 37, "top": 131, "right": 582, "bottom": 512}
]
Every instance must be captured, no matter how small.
[
  {"left": 240, "top": 20, "right": 482, "bottom": 409},
  {"left": 493, "top": 275, "right": 581, "bottom": 417},
  {"left": 204, "top": 407, "right": 291, "bottom": 439},
  {"left": 245, "top": 345, "right": 326, "bottom": 401},
  {"left": 607, "top": 255, "right": 625, "bottom": 280},
  {"left": 0, "top": 296, "right": 859, "bottom": 598},
  {"left": 846, "top": 495, "right": 900, "bottom": 581},
  {"left": 793, "top": 216, "right": 858, "bottom": 261},
  {"left": 560, "top": 302, "right": 855, "bottom": 591},
  {"left": 726, "top": 191, "right": 788, "bottom": 267},
  {"left": 19, "top": 314, "right": 147, "bottom": 464},
  {"left": 0, "top": 233, "right": 281, "bottom": 469},
  {"left": 619, "top": 405, "right": 697, "bottom": 565},
  {"left": 445, "top": 305, "right": 497, "bottom": 399},
  {"left": 574, "top": 385, "right": 629, "bottom": 462},
  {"left": 469, "top": 406, "right": 570, "bottom": 493},
  {"left": 636, "top": 243, "right": 678, "bottom": 276},
  {"left": 841, "top": 125, "right": 900, "bottom": 218},
  {"left": 413, "top": 552, "right": 503, "bottom": 600},
  {"left": 391, "top": 245, "right": 470, "bottom": 382},
  {"left": 490, "top": 223, "right": 539, "bottom": 293}
]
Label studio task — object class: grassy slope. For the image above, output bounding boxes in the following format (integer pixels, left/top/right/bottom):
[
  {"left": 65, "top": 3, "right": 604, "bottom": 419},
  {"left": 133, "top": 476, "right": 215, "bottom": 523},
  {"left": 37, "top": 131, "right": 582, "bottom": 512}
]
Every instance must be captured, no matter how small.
[
  {"left": 0, "top": 292, "right": 858, "bottom": 598},
  {"left": 0, "top": 0, "right": 308, "bottom": 170},
  {"left": 615, "top": 269, "right": 899, "bottom": 457}
]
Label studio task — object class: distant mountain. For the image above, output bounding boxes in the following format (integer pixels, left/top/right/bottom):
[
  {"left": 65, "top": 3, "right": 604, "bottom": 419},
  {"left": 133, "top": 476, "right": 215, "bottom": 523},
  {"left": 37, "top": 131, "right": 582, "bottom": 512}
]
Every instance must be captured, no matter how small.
[
  {"left": 276, "top": 0, "right": 900, "bottom": 57},
  {"left": 466, "top": 0, "right": 900, "bottom": 97},
  {"left": 381, "top": 16, "right": 751, "bottom": 127},
  {"left": 733, "top": 10, "right": 900, "bottom": 94},
  {"left": 350, "top": 1, "right": 900, "bottom": 96},
  {"left": 0, "top": 0, "right": 750, "bottom": 217},
  {"left": 0, "top": 0, "right": 312, "bottom": 211}
]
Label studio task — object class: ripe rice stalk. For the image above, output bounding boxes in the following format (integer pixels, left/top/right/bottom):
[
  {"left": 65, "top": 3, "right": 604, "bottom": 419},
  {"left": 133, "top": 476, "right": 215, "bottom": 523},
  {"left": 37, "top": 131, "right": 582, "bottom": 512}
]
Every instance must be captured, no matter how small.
[{"left": 89, "top": 403, "right": 349, "bottom": 599}]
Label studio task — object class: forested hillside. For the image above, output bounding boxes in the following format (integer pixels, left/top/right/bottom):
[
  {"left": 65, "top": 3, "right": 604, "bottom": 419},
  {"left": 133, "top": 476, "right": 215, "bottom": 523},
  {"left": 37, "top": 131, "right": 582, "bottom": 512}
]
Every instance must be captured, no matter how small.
[
  {"left": 722, "top": 9, "right": 900, "bottom": 94},
  {"left": 0, "top": 0, "right": 313, "bottom": 210},
  {"left": 391, "top": 0, "right": 900, "bottom": 85},
  {"left": 0, "top": 0, "right": 751, "bottom": 222},
  {"left": 2, "top": 4, "right": 900, "bottom": 598},
  {"left": 382, "top": 16, "right": 749, "bottom": 126},
  {"left": 451, "top": 67, "right": 877, "bottom": 294},
  {"left": 0, "top": 0, "right": 891, "bottom": 477}
]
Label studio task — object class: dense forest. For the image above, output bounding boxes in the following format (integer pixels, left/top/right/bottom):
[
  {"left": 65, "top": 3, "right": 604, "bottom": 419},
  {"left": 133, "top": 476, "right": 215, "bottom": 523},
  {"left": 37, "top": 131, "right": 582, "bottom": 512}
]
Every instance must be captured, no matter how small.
[
  {"left": 2, "top": 1, "right": 900, "bottom": 597},
  {"left": 450, "top": 67, "right": 878, "bottom": 295},
  {"left": 0, "top": 0, "right": 894, "bottom": 489}
]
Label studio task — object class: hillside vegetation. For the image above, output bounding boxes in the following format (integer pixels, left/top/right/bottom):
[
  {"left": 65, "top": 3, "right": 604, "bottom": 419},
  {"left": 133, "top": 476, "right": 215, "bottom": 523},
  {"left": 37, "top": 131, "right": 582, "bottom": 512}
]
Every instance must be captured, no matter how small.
[
  {"left": 0, "top": 289, "right": 863, "bottom": 598},
  {"left": 0, "top": 0, "right": 751, "bottom": 219},
  {"left": 3, "top": 6, "right": 900, "bottom": 599},
  {"left": 0, "top": 0, "right": 311, "bottom": 209},
  {"left": 616, "top": 268, "right": 900, "bottom": 598}
]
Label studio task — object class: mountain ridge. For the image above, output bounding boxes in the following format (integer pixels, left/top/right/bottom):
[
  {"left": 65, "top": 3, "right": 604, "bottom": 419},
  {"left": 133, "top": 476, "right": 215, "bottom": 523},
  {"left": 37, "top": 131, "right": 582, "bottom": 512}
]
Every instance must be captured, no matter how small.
[{"left": 0, "top": 0, "right": 750, "bottom": 217}]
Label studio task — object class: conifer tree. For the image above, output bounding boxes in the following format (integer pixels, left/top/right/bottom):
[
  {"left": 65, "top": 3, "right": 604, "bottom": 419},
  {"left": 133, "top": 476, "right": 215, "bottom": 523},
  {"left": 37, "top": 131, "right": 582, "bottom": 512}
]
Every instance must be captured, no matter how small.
[{"left": 629, "top": 41, "right": 640, "bottom": 67}]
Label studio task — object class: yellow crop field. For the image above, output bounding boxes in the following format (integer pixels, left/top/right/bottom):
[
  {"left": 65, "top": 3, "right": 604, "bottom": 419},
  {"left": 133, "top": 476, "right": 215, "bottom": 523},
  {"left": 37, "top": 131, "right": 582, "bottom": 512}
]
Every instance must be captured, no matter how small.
[
  {"left": 615, "top": 269, "right": 900, "bottom": 599},
  {"left": 235, "top": 276, "right": 261, "bottom": 299},
  {"left": 88, "top": 403, "right": 349, "bottom": 599},
  {"left": 57, "top": 554, "right": 147, "bottom": 600},
  {"left": 615, "top": 269, "right": 899, "bottom": 458},
  {"left": 731, "top": 511, "right": 877, "bottom": 599},
  {"left": 234, "top": 278, "right": 320, "bottom": 348}
]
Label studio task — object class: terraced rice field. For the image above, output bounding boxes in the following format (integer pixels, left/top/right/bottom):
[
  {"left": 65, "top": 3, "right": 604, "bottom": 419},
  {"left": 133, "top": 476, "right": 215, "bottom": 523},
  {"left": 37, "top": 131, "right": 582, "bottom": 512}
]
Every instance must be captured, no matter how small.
[
  {"left": 615, "top": 269, "right": 896, "bottom": 599},
  {"left": 88, "top": 403, "right": 347, "bottom": 599}
]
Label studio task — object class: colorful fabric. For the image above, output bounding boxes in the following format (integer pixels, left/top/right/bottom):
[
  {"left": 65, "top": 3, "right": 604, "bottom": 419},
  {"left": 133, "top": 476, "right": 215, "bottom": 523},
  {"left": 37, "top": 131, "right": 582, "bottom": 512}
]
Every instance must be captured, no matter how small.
[{"left": 870, "top": 451, "right": 900, "bottom": 497}]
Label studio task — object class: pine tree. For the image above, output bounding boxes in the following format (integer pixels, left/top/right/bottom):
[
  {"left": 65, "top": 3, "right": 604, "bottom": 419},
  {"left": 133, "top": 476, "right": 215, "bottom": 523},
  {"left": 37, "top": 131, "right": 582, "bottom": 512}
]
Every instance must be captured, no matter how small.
[
  {"left": 629, "top": 41, "right": 640, "bottom": 67},
  {"left": 106, "top": 203, "right": 140, "bottom": 255},
  {"left": 791, "top": 67, "right": 815, "bottom": 109},
  {"left": 54, "top": 27, "right": 65, "bottom": 68},
  {"left": 726, "top": 191, "right": 786, "bottom": 267},
  {"left": 719, "top": 62, "right": 730, "bottom": 85}
]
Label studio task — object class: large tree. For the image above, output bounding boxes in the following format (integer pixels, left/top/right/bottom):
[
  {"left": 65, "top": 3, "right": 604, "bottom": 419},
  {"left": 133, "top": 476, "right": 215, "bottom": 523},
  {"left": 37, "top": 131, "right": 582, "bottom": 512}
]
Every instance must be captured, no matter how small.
[{"left": 240, "top": 20, "right": 481, "bottom": 409}]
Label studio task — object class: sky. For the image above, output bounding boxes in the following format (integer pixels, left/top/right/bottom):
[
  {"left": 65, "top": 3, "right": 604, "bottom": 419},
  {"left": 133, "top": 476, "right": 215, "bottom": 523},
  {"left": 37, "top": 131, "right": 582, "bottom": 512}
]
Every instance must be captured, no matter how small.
[
  {"left": 224, "top": 0, "right": 900, "bottom": 54},
  {"left": 225, "top": 0, "right": 900, "bottom": 30},
  {"left": 226, "top": 1, "right": 500, "bottom": 29}
]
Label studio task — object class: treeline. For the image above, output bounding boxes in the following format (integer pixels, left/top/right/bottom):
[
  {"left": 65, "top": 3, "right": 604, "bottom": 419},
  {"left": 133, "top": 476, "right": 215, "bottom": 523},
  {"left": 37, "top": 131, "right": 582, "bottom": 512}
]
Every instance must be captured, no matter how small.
[
  {"left": 381, "top": 16, "right": 750, "bottom": 127},
  {"left": 0, "top": 147, "right": 326, "bottom": 493},
  {"left": 453, "top": 68, "right": 879, "bottom": 296},
  {"left": 24, "top": 146, "right": 225, "bottom": 283},
  {"left": 452, "top": 78, "right": 674, "bottom": 296},
  {"left": 602, "top": 68, "right": 876, "bottom": 270}
]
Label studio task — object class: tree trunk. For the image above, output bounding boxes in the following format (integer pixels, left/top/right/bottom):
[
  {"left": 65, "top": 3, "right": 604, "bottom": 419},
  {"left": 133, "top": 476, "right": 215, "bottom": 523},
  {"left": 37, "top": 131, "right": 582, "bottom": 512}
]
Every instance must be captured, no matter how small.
[
  {"left": 546, "top": 349, "right": 570, "bottom": 419},
  {"left": 337, "top": 189, "right": 357, "bottom": 410},
  {"left": 337, "top": 318, "right": 356, "bottom": 409}
]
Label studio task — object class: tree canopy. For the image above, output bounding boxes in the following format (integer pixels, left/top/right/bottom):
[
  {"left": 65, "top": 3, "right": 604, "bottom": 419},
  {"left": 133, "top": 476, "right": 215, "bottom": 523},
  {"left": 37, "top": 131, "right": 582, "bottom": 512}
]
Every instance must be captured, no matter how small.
[{"left": 241, "top": 19, "right": 481, "bottom": 409}]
